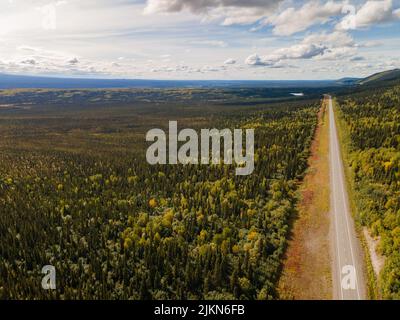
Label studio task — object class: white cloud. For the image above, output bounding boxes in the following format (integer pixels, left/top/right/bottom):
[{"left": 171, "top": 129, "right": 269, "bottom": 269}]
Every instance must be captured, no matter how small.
[
  {"left": 358, "top": 40, "right": 383, "bottom": 47},
  {"left": 144, "top": 0, "right": 283, "bottom": 25},
  {"left": 68, "top": 57, "right": 79, "bottom": 65},
  {"left": 245, "top": 54, "right": 271, "bottom": 66},
  {"left": 245, "top": 43, "right": 327, "bottom": 67},
  {"left": 245, "top": 55, "right": 292, "bottom": 68},
  {"left": 265, "top": 1, "right": 344, "bottom": 36},
  {"left": 316, "top": 46, "right": 357, "bottom": 60},
  {"left": 302, "top": 31, "right": 355, "bottom": 48},
  {"left": 0, "top": 46, "right": 114, "bottom": 76},
  {"left": 209, "top": 7, "right": 276, "bottom": 25},
  {"left": 144, "top": 0, "right": 281, "bottom": 14},
  {"left": 190, "top": 40, "right": 228, "bottom": 47},
  {"left": 201, "top": 65, "right": 225, "bottom": 72},
  {"left": 224, "top": 58, "right": 236, "bottom": 64},
  {"left": 303, "top": 31, "right": 359, "bottom": 60},
  {"left": 142, "top": 0, "right": 400, "bottom": 36},
  {"left": 337, "top": 0, "right": 400, "bottom": 30},
  {"left": 245, "top": 31, "right": 361, "bottom": 67},
  {"left": 277, "top": 43, "right": 327, "bottom": 59},
  {"left": 20, "top": 59, "right": 37, "bottom": 65},
  {"left": 303, "top": 31, "right": 362, "bottom": 60},
  {"left": 350, "top": 56, "right": 365, "bottom": 61},
  {"left": 148, "top": 63, "right": 229, "bottom": 75}
]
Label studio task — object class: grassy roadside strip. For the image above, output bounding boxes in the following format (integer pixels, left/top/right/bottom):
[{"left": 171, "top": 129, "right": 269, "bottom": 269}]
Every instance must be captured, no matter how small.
[
  {"left": 332, "top": 98, "right": 379, "bottom": 300},
  {"left": 277, "top": 99, "right": 331, "bottom": 300}
]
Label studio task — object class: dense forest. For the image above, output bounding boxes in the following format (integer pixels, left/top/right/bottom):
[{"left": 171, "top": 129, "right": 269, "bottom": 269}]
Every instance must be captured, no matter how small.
[
  {"left": 337, "top": 85, "right": 400, "bottom": 299},
  {"left": 0, "top": 90, "right": 319, "bottom": 299}
]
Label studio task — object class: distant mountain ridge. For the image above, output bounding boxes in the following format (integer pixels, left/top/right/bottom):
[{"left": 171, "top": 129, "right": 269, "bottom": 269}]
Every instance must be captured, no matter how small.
[
  {"left": 357, "top": 69, "right": 400, "bottom": 85},
  {"left": 335, "top": 77, "right": 361, "bottom": 85},
  {"left": 0, "top": 69, "right": 399, "bottom": 89},
  {"left": 0, "top": 73, "right": 343, "bottom": 89}
]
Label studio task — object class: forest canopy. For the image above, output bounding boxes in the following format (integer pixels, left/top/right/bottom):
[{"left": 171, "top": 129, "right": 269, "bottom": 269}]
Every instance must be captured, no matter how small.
[
  {"left": 0, "top": 90, "right": 319, "bottom": 299},
  {"left": 337, "top": 85, "right": 400, "bottom": 299}
]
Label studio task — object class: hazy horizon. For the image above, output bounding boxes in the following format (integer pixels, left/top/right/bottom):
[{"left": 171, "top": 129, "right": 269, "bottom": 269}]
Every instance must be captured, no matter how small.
[{"left": 0, "top": 70, "right": 364, "bottom": 81}]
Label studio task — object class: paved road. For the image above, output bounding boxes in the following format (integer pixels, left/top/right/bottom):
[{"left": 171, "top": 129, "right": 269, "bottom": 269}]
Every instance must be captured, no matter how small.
[{"left": 328, "top": 96, "right": 366, "bottom": 300}]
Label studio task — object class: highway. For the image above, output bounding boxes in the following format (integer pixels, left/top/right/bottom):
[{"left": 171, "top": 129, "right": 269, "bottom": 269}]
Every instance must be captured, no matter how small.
[{"left": 328, "top": 96, "right": 366, "bottom": 300}]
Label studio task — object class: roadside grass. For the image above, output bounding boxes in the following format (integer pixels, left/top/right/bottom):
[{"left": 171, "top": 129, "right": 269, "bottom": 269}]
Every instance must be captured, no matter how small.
[
  {"left": 277, "top": 99, "right": 332, "bottom": 300},
  {"left": 332, "top": 98, "right": 379, "bottom": 300}
]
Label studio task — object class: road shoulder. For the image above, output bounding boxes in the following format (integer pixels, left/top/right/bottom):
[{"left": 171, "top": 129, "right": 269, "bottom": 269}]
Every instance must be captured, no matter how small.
[{"left": 277, "top": 99, "right": 332, "bottom": 300}]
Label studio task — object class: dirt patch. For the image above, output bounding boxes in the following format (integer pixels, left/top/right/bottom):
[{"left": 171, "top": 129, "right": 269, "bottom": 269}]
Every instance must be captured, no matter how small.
[{"left": 363, "top": 228, "right": 385, "bottom": 277}]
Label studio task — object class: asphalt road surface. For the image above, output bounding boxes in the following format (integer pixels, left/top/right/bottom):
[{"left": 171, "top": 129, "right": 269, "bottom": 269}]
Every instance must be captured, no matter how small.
[{"left": 328, "top": 96, "right": 366, "bottom": 300}]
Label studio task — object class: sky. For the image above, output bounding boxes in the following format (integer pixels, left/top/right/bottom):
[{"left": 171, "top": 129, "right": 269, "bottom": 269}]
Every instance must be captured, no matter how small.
[{"left": 0, "top": 0, "right": 400, "bottom": 80}]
